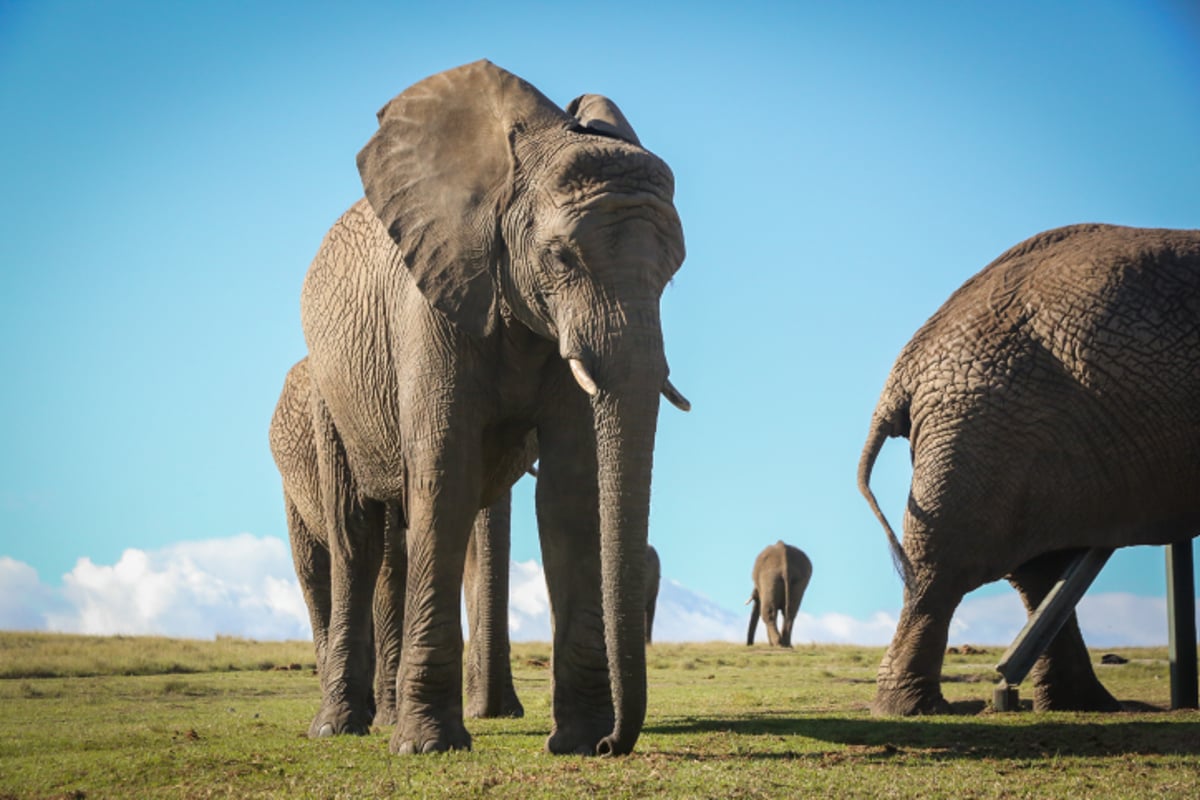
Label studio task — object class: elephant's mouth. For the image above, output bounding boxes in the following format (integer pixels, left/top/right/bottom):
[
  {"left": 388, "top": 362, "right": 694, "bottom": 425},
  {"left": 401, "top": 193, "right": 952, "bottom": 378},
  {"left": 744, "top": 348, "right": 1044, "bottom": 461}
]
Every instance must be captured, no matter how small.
[{"left": 566, "top": 355, "right": 689, "bottom": 412}]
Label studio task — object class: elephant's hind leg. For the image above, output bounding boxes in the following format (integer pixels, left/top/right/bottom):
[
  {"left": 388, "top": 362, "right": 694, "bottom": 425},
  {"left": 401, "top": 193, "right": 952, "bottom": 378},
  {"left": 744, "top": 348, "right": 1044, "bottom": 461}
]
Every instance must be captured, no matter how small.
[
  {"left": 873, "top": 508, "right": 966, "bottom": 717},
  {"left": 1007, "top": 551, "right": 1120, "bottom": 711},
  {"left": 763, "top": 607, "right": 785, "bottom": 648},
  {"left": 287, "top": 499, "right": 331, "bottom": 690},
  {"left": 464, "top": 493, "right": 524, "bottom": 719},
  {"left": 873, "top": 580, "right": 960, "bottom": 715},
  {"left": 372, "top": 506, "right": 406, "bottom": 727},
  {"left": 780, "top": 612, "right": 795, "bottom": 649},
  {"left": 309, "top": 400, "right": 385, "bottom": 738}
]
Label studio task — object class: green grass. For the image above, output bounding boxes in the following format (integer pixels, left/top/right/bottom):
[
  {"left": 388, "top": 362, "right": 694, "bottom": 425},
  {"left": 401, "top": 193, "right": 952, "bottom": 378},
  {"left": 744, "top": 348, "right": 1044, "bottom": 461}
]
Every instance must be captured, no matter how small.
[{"left": 1, "top": 634, "right": 1197, "bottom": 798}]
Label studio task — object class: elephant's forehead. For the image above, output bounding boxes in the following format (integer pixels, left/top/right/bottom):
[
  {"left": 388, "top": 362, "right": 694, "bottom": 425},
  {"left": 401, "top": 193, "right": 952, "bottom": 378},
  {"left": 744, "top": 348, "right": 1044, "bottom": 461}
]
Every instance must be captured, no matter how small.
[{"left": 544, "top": 143, "right": 675, "bottom": 206}]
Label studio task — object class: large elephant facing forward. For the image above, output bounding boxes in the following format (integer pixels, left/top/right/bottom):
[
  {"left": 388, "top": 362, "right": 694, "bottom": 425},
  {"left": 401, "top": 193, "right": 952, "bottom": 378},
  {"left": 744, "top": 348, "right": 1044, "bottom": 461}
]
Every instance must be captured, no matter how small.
[
  {"left": 299, "top": 61, "right": 687, "bottom": 756},
  {"left": 267, "top": 358, "right": 523, "bottom": 729},
  {"left": 859, "top": 223, "right": 1200, "bottom": 716},
  {"left": 746, "top": 541, "right": 812, "bottom": 647}
]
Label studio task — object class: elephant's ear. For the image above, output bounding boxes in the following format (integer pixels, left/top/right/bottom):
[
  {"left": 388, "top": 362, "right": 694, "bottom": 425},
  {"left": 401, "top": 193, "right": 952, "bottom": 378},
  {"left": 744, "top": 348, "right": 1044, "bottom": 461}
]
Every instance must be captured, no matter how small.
[
  {"left": 357, "top": 60, "right": 572, "bottom": 337},
  {"left": 565, "top": 93, "right": 642, "bottom": 146}
]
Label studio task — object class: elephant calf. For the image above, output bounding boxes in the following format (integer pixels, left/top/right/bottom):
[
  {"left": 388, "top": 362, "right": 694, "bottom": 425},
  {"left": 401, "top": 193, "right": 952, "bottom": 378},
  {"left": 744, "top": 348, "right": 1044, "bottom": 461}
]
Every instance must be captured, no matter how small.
[
  {"left": 746, "top": 541, "right": 812, "bottom": 647},
  {"left": 859, "top": 223, "right": 1200, "bottom": 716},
  {"left": 268, "top": 358, "right": 523, "bottom": 735}
]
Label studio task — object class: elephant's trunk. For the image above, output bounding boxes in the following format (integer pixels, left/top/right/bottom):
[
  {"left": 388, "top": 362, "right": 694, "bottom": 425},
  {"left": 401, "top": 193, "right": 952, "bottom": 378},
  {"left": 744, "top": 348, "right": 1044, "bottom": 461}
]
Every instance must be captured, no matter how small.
[
  {"left": 746, "top": 591, "right": 760, "bottom": 646},
  {"left": 588, "top": 330, "right": 664, "bottom": 757}
]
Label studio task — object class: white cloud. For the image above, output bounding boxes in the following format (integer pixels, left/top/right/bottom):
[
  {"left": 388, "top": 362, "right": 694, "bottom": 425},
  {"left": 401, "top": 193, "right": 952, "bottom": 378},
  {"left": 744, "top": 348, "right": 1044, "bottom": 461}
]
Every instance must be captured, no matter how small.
[
  {"left": 0, "top": 556, "right": 68, "bottom": 630},
  {"left": 0, "top": 538, "right": 1193, "bottom": 650},
  {"left": 944, "top": 591, "right": 1177, "bottom": 648},
  {"left": 507, "top": 559, "right": 551, "bottom": 641},
  {"left": 29, "top": 534, "right": 311, "bottom": 640},
  {"left": 791, "top": 610, "right": 900, "bottom": 646}
]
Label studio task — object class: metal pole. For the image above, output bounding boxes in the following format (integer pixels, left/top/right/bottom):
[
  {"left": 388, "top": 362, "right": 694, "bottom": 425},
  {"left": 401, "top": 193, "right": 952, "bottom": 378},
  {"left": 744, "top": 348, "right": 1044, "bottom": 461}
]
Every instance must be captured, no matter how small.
[
  {"left": 1166, "top": 540, "right": 1198, "bottom": 710},
  {"left": 995, "top": 548, "right": 1114, "bottom": 687}
]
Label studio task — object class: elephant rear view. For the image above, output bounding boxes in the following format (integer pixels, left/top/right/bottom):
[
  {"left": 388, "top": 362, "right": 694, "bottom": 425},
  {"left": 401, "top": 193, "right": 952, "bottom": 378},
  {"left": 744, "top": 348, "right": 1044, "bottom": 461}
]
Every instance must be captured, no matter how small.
[
  {"left": 858, "top": 223, "right": 1200, "bottom": 716},
  {"left": 747, "top": 541, "right": 812, "bottom": 647}
]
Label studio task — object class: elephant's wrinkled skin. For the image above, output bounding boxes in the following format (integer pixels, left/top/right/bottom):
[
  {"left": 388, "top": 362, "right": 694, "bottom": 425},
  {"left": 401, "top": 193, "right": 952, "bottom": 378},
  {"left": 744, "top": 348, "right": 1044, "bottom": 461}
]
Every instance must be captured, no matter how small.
[
  {"left": 746, "top": 541, "right": 812, "bottom": 647},
  {"left": 268, "top": 358, "right": 523, "bottom": 734},
  {"left": 859, "top": 223, "right": 1200, "bottom": 716},
  {"left": 298, "top": 62, "right": 686, "bottom": 756}
]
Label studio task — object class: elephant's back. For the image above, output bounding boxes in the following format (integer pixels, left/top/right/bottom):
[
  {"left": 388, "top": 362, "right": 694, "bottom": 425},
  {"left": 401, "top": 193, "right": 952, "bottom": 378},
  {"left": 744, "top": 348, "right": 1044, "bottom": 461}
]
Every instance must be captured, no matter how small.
[
  {"left": 299, "top": 199, "right": 419, "bottom": 501},
  {"left": 901, "top": 224, "right": 1200, "bottom": 546},
  {"left": 900, "top": 224, "right": 1200, "bottom": 395},
  {"left": 268, "top": 359, "right": 325, "bottom": 536}
]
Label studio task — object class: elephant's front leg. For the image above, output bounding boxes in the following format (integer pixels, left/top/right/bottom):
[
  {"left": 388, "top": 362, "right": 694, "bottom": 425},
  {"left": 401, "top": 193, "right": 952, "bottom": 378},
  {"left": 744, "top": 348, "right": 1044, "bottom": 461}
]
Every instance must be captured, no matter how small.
[
  {"left": 536, "top": 405, "right": 614, "bottom": 755},
  {"left": 390, "top": 467, "right": 478, "bottom": 755}
]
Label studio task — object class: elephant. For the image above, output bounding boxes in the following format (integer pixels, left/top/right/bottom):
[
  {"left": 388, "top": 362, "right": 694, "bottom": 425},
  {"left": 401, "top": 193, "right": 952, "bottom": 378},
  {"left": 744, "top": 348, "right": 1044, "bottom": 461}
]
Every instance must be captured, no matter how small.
[
  {"left": 267, "top": 358, "right": 523, "bottom": 730},
  {"left": 746, "top": 541, "right": 812, "bottom": 647},
  {"left": 296, "top": 61, "right": 687, "bottom": 756},
  {"left": 644, "top": 544, "right": 660, "bottom": 645},
  {"left": 858, "top": 223, "right": 1200, "bottom": 716}
]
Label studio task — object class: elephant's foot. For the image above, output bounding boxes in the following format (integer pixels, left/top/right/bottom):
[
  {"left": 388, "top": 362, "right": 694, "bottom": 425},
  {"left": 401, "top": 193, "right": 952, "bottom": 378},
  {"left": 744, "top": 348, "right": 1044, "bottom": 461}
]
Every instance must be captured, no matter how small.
[
  {"left": 465, "top": 675, "right": 524, "bottom": 719},
  {"left": 374, "top": 700, "right": 398, "bottom": 727},
  {"left": 389, "top": 712, "right": 472, "bottom": 755},
  {"left": 501, "top": 688, "right": 525, "bottom": 719},
  {"left": 465, "top": 690, "right": 524, "bottom": 719},
  {"left": 545, "top": 710, "right": 616, "bottom": 755},
  {"left": 1030, "top": 673, "right": 1121, "bottom": 712},
  {"left": 872, "top": 677, "right": 952, "bottom": 716},
  {"left": 307, "top": 699, "right": 373, "bottom": 737}
]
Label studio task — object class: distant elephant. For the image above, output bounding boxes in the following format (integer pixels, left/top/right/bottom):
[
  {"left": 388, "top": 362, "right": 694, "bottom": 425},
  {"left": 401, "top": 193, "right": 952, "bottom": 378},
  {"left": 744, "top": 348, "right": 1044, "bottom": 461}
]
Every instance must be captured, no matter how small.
[
  {"left": 267, "top": 358, "right": 523, "bottom": 731},
  {"left": 644, "top": 544, "right": 660, "bottom": 645},
  {"left": 297, "top": 61, "right": 687, "bottom": 756},
  {"left": 746, "top": 541, "right": 812, "bottom": 647},
  {"left": 859, "top": 223, "right": 1200, "bottom": 716}
]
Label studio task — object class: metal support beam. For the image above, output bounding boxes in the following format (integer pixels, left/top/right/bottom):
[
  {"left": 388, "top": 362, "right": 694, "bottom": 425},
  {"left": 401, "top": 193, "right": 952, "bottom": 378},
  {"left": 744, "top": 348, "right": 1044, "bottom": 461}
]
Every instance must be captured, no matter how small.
[
  {"left": 1166, "top": 540, "right": 1198, "bottom": 710},
  {"left": 995, "top": 548, "right": 1114, "bottom": 687}
]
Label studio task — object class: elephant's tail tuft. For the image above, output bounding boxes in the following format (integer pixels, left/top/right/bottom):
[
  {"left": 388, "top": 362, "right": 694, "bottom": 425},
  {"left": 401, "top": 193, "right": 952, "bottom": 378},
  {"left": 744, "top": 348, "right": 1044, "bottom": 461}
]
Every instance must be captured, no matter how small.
[{"left": 857, "top": 383, "right": 912, "bottom": 590}]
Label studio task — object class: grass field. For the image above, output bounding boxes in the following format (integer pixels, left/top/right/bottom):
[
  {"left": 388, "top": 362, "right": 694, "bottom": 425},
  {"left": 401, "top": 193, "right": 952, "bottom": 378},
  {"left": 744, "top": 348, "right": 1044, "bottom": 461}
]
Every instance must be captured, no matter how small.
[{"left": 1, "top": 633, "right": 1197, "bottom": 799}]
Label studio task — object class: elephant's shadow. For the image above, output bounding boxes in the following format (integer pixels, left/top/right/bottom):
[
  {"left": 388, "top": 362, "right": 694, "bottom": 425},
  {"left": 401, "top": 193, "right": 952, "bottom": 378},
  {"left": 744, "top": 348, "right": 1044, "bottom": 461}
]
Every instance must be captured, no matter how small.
[{"left": 644, "top": 711, "right": 1200, "bottom": 760}]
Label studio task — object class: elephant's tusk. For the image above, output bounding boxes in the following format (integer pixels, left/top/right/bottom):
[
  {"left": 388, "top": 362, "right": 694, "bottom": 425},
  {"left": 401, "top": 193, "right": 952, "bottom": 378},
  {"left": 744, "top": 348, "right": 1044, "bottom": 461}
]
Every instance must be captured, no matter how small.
[
  {"left": 569, "top": 358, "right": 599, "bottom": 397},
  {"left": 661, "top": 378, "right": 691, "bottom": 412}
]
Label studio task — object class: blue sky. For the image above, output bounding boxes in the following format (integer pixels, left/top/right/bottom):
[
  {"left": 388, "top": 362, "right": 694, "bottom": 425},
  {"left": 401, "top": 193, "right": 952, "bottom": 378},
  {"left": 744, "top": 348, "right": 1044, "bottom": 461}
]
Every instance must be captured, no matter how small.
[{"left": 1, "top": 0, "right": 1198, "bottom": 642}]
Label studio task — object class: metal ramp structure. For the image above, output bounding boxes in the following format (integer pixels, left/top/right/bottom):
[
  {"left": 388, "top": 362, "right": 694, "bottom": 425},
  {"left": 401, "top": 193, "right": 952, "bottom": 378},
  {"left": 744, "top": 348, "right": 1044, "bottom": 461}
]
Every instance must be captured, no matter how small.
[{"left": 992, "top": 541, "right": 1198, "bottom": 711}]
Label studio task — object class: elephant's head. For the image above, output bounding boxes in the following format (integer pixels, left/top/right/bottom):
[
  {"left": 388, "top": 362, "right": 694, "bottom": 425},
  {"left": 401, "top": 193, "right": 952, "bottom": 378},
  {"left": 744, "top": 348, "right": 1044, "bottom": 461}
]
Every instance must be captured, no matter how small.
[{"left": 356, "top": 60, "right": 687, "bottom": 755}]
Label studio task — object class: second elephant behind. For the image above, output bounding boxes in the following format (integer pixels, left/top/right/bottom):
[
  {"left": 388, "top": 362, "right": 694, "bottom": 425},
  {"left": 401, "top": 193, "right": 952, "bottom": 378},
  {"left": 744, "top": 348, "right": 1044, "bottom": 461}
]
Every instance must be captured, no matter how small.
[
  {"left": 746, "top": 541, "right": 812, "bottom": 648},
  {"left": 268, "top": 357, "right": 524, "bottom": 733}
]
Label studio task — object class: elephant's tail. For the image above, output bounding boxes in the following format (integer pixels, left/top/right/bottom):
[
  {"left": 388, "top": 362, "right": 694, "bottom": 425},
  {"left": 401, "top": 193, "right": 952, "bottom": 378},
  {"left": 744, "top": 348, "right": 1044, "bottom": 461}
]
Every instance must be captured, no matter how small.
[{"left": 857, "top": 384, "right": 912, "bottom": 589}]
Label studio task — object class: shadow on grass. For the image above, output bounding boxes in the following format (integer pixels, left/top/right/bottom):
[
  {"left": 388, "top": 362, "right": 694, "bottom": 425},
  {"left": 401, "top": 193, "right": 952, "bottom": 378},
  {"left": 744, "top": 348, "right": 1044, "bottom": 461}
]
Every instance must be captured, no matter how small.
[{"left": 646, "top": 710, "right": 1200, "bottom": 759}]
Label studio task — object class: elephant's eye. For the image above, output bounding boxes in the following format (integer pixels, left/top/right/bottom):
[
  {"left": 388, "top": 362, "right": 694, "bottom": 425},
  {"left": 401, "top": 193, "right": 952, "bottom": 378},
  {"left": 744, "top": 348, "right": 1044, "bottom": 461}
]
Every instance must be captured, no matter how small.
[{"left": 544, "top": 243, "right": 580, "bottom": 278}]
